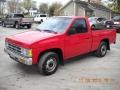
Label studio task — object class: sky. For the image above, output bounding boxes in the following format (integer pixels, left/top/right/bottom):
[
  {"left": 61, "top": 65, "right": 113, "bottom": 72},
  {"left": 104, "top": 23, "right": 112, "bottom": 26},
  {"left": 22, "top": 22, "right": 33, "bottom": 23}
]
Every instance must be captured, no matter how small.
[
  {"left": 33, "top": 0, "right": 108, "bottom": 7},
  {"left": 33, "top": 0, "right": 70, "bottom": 8},
  {"left": 33, "top": 0, "right": 70, "bottom": 6}
]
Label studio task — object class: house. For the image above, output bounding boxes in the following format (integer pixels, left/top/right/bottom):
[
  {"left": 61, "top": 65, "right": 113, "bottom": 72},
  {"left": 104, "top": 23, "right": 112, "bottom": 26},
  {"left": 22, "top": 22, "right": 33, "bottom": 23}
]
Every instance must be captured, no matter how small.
[
  {"left": 23, "top": 8, "right": 38, "bottom": 17},
  {"left": 29, "top": 8, "right": 38, "bottom": 17},
  {"left": 60, "top": 0, "right": 112, "bottom": 19}
]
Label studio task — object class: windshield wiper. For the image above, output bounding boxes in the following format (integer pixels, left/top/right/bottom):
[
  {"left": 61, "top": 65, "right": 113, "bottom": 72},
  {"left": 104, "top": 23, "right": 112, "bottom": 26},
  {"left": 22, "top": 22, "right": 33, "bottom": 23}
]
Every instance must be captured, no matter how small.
[
  {"left": 43, "top": 30, "right": 57, "bottom": 33},
  {"left": 36, "top": 28, "right": 42, "bottom": 31},
  {"left": 36, "top": 29, "right": 58, "bottom": 33}
]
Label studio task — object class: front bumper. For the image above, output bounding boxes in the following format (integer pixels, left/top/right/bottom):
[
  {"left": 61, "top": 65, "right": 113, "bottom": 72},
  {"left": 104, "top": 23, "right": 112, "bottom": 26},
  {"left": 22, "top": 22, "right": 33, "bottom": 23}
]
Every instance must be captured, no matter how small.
[{"left": 4, "top": 48, "right": 32, "bottom": 65}]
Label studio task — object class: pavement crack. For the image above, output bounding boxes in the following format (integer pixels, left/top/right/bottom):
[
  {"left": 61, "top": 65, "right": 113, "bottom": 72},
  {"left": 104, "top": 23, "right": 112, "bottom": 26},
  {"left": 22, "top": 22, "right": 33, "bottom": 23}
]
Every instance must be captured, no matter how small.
[{"left": 0, "top": 72, "right": 24, "bottom": 79}]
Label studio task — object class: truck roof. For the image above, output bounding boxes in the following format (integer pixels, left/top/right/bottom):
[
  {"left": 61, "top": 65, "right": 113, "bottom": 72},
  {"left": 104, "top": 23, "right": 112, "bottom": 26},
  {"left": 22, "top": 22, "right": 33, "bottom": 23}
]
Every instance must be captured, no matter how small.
[
  {"left": 9, "top": 13, "right": 23, "bottom": 15},
  {"left": 53, "top": 16, "right": 87, "bottom": 19}
]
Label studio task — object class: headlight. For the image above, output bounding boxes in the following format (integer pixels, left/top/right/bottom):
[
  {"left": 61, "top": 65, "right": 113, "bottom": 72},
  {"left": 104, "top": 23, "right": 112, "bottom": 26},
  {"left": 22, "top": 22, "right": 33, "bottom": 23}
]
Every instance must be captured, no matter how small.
[{"left": 21, "top": 48, "right": 32, "bottom": 57}]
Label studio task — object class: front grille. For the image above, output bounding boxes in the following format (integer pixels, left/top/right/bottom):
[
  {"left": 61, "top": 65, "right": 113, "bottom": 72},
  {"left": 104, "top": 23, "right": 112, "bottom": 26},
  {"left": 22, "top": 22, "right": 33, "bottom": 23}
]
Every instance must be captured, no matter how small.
[{"left": 7, "top": 43, "right": 21, "bottom": 55}]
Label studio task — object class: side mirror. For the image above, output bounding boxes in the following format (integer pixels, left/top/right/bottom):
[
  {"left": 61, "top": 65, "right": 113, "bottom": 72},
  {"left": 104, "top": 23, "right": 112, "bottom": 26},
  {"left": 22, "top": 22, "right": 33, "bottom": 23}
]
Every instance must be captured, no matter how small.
[
  {"left": 5, "top": 16, "right": 8, "bottom": 19},
  {"left": 67, "top": 28, "right": 76, "bottom": 35},
  {"left": 5, "top": 15, "right": 9, "bottom": 19}
]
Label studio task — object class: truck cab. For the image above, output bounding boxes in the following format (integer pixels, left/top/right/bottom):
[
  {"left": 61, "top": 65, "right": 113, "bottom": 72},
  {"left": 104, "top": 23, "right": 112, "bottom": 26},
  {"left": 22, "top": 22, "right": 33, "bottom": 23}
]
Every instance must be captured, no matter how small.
[
  {"left": 5, "top": 16, "right": 116, "bottom": 75},
  {"left": 34, "top": 14, "right": 48, "bottom": 23}
]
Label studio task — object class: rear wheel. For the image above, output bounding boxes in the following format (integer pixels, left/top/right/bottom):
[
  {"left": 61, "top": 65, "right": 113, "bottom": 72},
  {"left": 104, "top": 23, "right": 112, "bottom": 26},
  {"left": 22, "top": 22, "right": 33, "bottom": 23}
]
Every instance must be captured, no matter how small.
[
  {"left": 91, "top": 25, "right": 95, "bottom": 29},
  {"left": 27, "top": 24, "right": 31, "bottom": 29},
  {"left": 117, "top": 29, "right": 120, "bottom": 33},
  {"left": 38, "top": 52, "right": 59, "bottom": 75},
  {"left": 95, "top": 42, "right": 108, "bottom": 57}
]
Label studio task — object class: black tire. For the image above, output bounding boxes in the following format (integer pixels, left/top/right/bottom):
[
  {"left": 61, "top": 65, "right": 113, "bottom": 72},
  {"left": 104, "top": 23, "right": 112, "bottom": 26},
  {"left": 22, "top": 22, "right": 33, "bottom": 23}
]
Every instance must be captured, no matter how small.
[
  {"left": 117, "top": 29, "right": 120, "bottom": 33},
  {"left": 91, "top": 25, "right": 95, "bottom": 28},
  {"left": 2, "top": 22, "right": 6, "bottom": 27},
  {"left": 27, "top": 24, "right": 31, "bottom": 29},
  {"left": 41, "top": 19, "right": 43, "bottom": 22},
  {"left": 38, "top": 52, "right": 59, "bottom": 75},
  {"left": 95, "top": 42, "right": 108, "bottom": 57},
  {"left": 15, "top": 23, "right": 20, "bottom": 29}
]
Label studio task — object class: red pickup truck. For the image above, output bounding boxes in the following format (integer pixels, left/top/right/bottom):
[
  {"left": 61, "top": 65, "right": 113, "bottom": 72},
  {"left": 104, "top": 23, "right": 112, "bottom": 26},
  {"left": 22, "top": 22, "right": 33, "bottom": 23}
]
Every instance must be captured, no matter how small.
[{"left": 5, "top": 16, "right": 116, "bottom": 75}]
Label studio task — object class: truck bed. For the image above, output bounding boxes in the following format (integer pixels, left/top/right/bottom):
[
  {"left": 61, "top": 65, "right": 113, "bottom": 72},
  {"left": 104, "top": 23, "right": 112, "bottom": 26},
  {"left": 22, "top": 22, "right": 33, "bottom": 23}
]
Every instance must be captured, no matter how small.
[{"left": 91, "top": 28, "right": 116, "bottom": 51}]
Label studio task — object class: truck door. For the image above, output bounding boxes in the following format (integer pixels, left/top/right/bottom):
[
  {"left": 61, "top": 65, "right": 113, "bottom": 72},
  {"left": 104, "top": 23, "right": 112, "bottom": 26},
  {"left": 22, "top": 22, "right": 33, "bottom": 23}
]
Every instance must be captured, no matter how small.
[
  {"left": 8, "top": 14, "right": 15, "bottom": 25},
  {"left": 4, "top": 15, "right": 10, "bottom": 25},
  {"left": 64, "top": 19, "right": 92, "bottom": 59},
  {"left": 5, "top": 14, "right": 13, "bottom": 25}
]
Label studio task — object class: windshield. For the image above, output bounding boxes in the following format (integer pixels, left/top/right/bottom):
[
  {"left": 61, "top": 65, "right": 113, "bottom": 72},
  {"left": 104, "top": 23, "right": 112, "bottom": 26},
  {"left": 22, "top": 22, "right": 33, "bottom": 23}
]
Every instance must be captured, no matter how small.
[
  {"left": 88, "top": 17, "right": 98, "bottom": 22},
  {"left": 36, "top": 17, "right": 72, "bottom": 33},
  {"left": 40, "top": 15, "right": 47, "bottom": 17},
  {"left": 14, "top": 14, "right": 24, "bottom": 18},
  {"left": 113, "top": 16, "right": 120, "bottom": 20}
]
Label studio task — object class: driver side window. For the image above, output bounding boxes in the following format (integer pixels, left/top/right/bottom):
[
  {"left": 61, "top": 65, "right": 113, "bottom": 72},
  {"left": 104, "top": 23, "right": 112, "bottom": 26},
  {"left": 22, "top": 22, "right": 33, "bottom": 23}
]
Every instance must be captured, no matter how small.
[
  {"left": 68, "top": 19, "right": 88, "bottom": 35},
  {"left": 6, "top": 15, "right": 11, "bottom": 18}
]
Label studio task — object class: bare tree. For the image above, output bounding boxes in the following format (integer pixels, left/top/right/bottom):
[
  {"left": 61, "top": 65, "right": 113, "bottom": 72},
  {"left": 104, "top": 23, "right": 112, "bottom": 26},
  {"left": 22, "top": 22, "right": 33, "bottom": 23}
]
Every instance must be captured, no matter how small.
[
  {"left": 49, "top": 2, "right": 62, "bottom": 16},
  {"left": 108, "top": 0, "right": 120, "bottom": 12},
  {"left": 0, "top": 0, "right": 6, "bottom": 15},
  {"left": 22, "top": 0, "right": 32, "bottom": 14},
  {"left": 39, "top": 3, "right": 49, "bottom": 14},
  {"left": 7, "top": 0, "right": 21, "bottom": 13}
]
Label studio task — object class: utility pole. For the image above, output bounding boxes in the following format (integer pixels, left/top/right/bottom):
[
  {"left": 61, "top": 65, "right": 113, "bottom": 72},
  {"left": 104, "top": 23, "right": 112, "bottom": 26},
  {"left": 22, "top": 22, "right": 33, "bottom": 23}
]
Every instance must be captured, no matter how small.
[
  {"left": 73, "top": 0, "right": 76, "bottom": 16},
  {"left": 0, "top": 0, "right": 3, "bottom": 15},
  {"left": 16, "top": 0, "right": 19, "bottom": 13}
]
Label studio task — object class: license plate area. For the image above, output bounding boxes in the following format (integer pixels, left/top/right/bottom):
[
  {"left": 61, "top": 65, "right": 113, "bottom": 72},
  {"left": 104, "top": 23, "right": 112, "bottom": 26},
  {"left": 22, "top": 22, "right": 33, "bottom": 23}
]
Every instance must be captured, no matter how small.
[
  {"left": 9, "top": 54, "right": 25, "bottom": 64},
  {"left": 10, "top": 55, "right": 18, "bottom": 61}
]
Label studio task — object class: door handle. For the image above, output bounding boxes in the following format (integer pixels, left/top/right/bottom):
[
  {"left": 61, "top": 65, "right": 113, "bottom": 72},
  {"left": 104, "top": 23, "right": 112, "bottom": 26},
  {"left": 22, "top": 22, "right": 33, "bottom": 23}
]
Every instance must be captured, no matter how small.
[
  {"left": 79, "top": 37, "right": 90, "bottom": 40},
  {"left": 84, "top": 38, "right": 89, "bottom": 39}
]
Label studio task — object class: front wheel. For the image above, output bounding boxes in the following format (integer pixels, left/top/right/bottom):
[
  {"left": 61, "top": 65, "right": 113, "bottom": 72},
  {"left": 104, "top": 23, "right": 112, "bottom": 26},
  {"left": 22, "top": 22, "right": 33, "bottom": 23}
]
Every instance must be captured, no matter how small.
[
  {"left": 95, "top": 42, "right": 108, "bottom": 57},
  {"left": 38, "top": 52, "right": 59, "bottom": 75},
  {"left": 2, "top": 22, "right": 6, "bottom": 27},
  {"left": 15, "top": 23, "right": 20, "bottom": 29}
]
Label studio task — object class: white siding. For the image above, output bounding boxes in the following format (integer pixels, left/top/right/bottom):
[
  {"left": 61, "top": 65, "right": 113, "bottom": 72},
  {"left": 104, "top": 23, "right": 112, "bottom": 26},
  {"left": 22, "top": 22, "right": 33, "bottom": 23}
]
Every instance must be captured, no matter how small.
[
  {"left": 94, "top": 9, "right": 111, "bottom": 19},
  {"left": 77, "top": 5, "right": 85, "bottom": 16},
  {"left": 61, "top": 2, "right": 74, "bottom": 16}
]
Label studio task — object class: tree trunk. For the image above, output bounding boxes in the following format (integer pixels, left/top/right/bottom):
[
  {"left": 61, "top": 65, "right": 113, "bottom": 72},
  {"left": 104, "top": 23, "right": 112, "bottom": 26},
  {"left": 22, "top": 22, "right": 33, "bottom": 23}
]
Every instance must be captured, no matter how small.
[{"left": 88, "top": 0, "right": 90, "bottom": 3}]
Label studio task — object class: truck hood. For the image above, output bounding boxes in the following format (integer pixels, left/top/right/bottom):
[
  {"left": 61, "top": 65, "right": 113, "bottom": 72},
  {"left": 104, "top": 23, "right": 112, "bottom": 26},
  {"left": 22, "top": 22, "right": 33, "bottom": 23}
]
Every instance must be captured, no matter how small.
[{"left": 6, "top": 30, "right": 59, "bottom": 48}]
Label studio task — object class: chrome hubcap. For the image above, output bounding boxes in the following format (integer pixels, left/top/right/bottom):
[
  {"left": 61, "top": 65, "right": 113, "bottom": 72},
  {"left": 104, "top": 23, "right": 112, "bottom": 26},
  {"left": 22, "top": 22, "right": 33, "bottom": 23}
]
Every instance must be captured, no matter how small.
[
  {"left": 101, "top": 45, "right": 107, "bottom": 55},
  {"left": 45, "top": 58, "right": 57, "bottom": 72}
]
